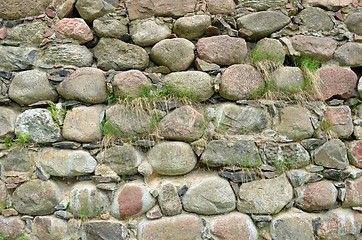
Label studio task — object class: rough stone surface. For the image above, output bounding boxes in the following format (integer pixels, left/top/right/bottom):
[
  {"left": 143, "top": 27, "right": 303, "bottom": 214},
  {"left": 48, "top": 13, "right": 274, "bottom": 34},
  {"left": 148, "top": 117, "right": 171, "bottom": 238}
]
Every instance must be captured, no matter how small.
[
  {"left": 334, "top": 42, "right": 362, "bottom": 67},
  {"left": 14, "top": 109, "right": 61, "bottom": 143},
  {"left": 317, "top": 66, "right": 358, "bottom": 100},
  {"left": 270, "top": 67, "right": 304, "bottom": 92},
  {"left": 54, "top": 18, "right": 93, "bottom": 44},
  {"left": 239, "top": 0, "right": 288, "bottom": 11},
  {"left": 33, "top": 216, "right": 68, "bottom": 240},
  {"left": 291, "top": 35, "right": 337, "bottom": 62},
  {"left": 305, "top": 0, "right": 351, "bottom": 10},
  {"left": 298, "top": 7, "right": 334, "bottom": 32},
  {"left": 3, "top": 147, "right": 34, "bottom": 172},
  {"left": 94, "top": 37, "right": 149, "bottom": 71},
  {"left": 164, "top": 71, "right": 214, "bottom": 102},
  {"left": 277, "top": 107, "right": 314, "bottom": 141},
  {"left": 219, "top": 64, "right": 264, "bottom": 100},
  {"left": 75, "top": 0, "right": 117, "bottom": 23},
  {"left": 349, "top": 141, "right": 362, "bottom": 168},
  {"left": 150, "top": 38, "right": 195, "bottom": 71},
  {"left": 237, "top": 174, "right": 293, "bottom": 214},
  {"left": 0, "top": 107, "right": 19, "bottom": 138},
  {"left": 138, "top": 215, "right": 201, "bottom": 240},
  {"left": 344, "top": 12, "right": 362, "bottom": 35},
  {"left": 174, "top": 15, "right": 211, "bottom": 40},
  {"left": 237, "top": 11, "right": 290, "bottom": 41},
  {"left": 147, "top": 141, "right": 197, "bottom": 176},
  {"left": 93, "top": 14, "right": 129, "bottom": 39},
  {"left": 57, "top": 67, "right": 107, "bottom": 104},
  {"left": 113, "top": 70, "right": 151, "bottom": 98},
  {"left": 182, "top": 176, "right": 236, "bottom": 214},
  {"left": 9, "top": 70, "right": 58, "bottom": 106},
  {"left": 111, "top": 183, "right": 155, "bottom": 219},
  {"left": 206, "top": 0, "right": 235, "bottom": 15},
  {"left": 210, "top": 212, "right": 258, "bottom": 240},
  {"left": 324, "top": 106, "right": 353, "bottom": 139},
  {"left": 85, "top": 221, "right": 129, "bottom": 240},
  {"left": 130, "top": 18, "right": 171, "bottom": 46},
  {"left": 343, "top": 177, "right": 362, "bottom": 207},
  {"left": 0, "top": 0, "right": 52, "bottom": 20},
  {"left": 0, "top": 216, "right": 25, "bottom": 239},
  {"left": 253, "top": 38, "right": 286, "bottom": 64},
  {"left": 197, "top": 35, "right": 247, "bottom": 66},
  {"left": 158, "top": 182, "right": 182, "bottom": 216},
  {"left": 201, "top": 140, "right": 261, "bottom": 168},
  {"left": 313, "top": 139, "right": 349, "bottom": 170},
  {"left": 40, "top": 148, "right": 97, "bottom": 177},
  {"left": 286, "top": 170, "right": 310, "bottom": 188},
  {"left": 69, "top": 182, "right": 109, "bottom": 218},
  {"left": 5, "top": 21, "right": 47, "bottom": 46},
  {"left": 0, "top": 46, "right": 38, "bottom": 71},
  {"left": 12, "top": 180, "right": 62, "bottom": 215},
  {"left": 296, "top": 180, "right": 338, "bottom": 211}
]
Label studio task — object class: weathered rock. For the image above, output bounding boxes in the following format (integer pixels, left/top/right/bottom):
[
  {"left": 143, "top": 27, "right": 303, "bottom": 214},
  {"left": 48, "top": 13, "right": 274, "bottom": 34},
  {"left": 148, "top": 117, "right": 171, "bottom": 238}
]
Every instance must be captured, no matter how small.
[
  {"left": 54, "top": 18, "right": 93, "bottom": 44},
  {"left": 138, "top": 161, "right": 153, "bottom": 177},
  {"left": 9, "top": 70, "right": 58, "bottom": 106},
  {"left": 5, "top": 21, "right": 47, "bottom": 46},
  {"left": 239, "top": 0, "right": 288, "bottom": 11},
  {"left": 4, "top": 147, "right": 35, "bottom": 172},
  {"left": 270, "top": 208, "right": 314, "bottom": 240},
  {"left": 298, "top": 7, "right": 334, "bottom": 31},
  {"left": 264, "top": 142, "right": 310, "bottom": 169},
  {"left": 270, "top": 67, "right": 304, "bottom": 93},
  {"left": 0, "top": 46, "right": 37, "bottom": 71},
  {"left": 334, "top": 42, "right": 362, "bottom": 67},
  {"left": 277, "top": 107, "right": 314, "bottom": 141},
  {"left": 96, "top": 144, "right": 143, "bottom": 175},
  {"left": 210, "top": 212, "right": 258, "bottom": 240},
  {"left": 63, "top": 105, "right": 104, "bottom": 142},
  {"left": 93, "top": 13, "right": 129, "bottom": 39},
  {"left": 296, "top": 180, "right": 338, "bottom": 211},
  {"left": 138, "top": 215, "right": 201, "bottom": 240},
  {"left": 291, "top": 35, "right": 337, "bottom": 62},
  {"left": 57, "top": 0, "right": 77, "bottom": 19},
  {"left": 150, "top": 38, "right": 195, "bottom": 71},
  {"left": 343, "top": 177, "right": 362, "bottom": 207},
  {"left": 237, "top": 11, "right": 290, "bottom": 41},
  {"left": 349, "top": 141, "right": 362, "bottom": 168},
  {"left": 182, "top": 176, "right": 236, "bottom": 214},
  {"left": 237, "top": 174, "right": 293, "bottom": 214},
  {"left": 164, "top": 71, "right": 214, "bottom": 102},
  {"left": 0, "top": 0, "right": 52, "bottom": 20},
  {"left": 130, "top": 18, "right": 171, "bottom": 46},
  {"left": 158, "top": 182, "right": 182, "bottom": 216},
  {"left": 113, "top": 70, "right": 151, "bottom": 98},
  {"left": 75, "top": 0, "right": 117, "bottom": 23},
  {"left": 317, "top": 66, "right": 358, "bottom": 100},
  {"left": 0, "top": 107, "right": 19, "bottom": 138},
  {"left": 195, "top": 58, "right": 220, "bottom": 72},
  {"left": 0, "top": 216, "right": 25, "bottom": 239},
  {"left": 126, "top": 0, "right": 197, "bottom": 20},
  {"left": 174, "top": 15, "right": 211, "bottom": 40},
  {"left": 12, "top": 180, "right": 62, "bottom": 215},
  {"left": 94, "top": 38, "right": 149, "bottom": 71},
  {"left": 147, "top": 141, "right": 197, "bottom": 175},
  {"left": 14, "top": 109, "right": 61, "bottom": 143},
  {"left": 305, "top": 0, "right": 351, "bottom": 10},
  {"left": 219, "top": 64, "right": 264, "bottom": 100},
  {"left": 69, "top": 182, "right": 109, "bottom": 218},
  {"left": 38, "top": 44, "right": 93, "bottom": 68},
  {"left": 159, "top": 106, "right": 204, "bottom": 142},
  {"left": 111, "top": 183, "right": 155, "bottom": 219},
  {"left": 57, "top": 67, "right": 107, "bottom": 104},
  {"left": 201, "top": 140, "right": 261, "bottom": 168},
  {"left": 206, "top": 0, "right": 235, "bottom": 15},
  {"left": 85, "top": 221, "right": 129, "bottom": 240},
  {"left": 253, "top": 38, "right": 286, "bottom": 64},
  {"left": 324, "top": 106, "right": 353, "bottom": 139},
  {"left": 313, "top": 139, "right": 349, "bottom": 170},
  {"left": 33, "top": 216, "right": 68, "bottom": 240},
  {"left": 287, "top": 170, "right": 310, "bottom": 188},
  {"left": 345, "top": 12, "right": 362, "bottom": 35}
]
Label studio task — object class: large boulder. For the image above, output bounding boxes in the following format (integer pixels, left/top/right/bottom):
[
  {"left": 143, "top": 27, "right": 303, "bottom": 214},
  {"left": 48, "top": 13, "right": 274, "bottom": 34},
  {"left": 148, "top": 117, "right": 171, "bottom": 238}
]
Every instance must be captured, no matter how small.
[
  {"left": 345, "top": 12, "right": 362, "bottom": 35},
  {"left": 130, "top": 18, "right": 171, "bottom": 47},
  {"left": 313, "top": 139, "right": 349, "bottom": 170},
  {"left": 334, "top": 42, "right": 362, "bottom": 67},
  {"left": 3, "top": 147, "right": 34, "bottom": 172},
  {"left": 0, "top": 46, "right": 37, "bottom": 71},
  {"left": 297, "top": 7, "right": 334, "bottom": 31},
  {"left": 75, "top": 0, "right": 118, "bottom": 23},
  {"left": 206, "top": 0, "right": 236, "bottom": 15},
  {"left": 173, "top": 15, "right": 211, "bottom": 40},
  {"left": 33, "top": 216, "right": 68, "bottom": 240},
  {"left": 270, "top": 67, "right": 304, "bottom": 93},
  {"left": 253, "top": 38, "right": 286, "bottom": 64},
  {"left": 0, "top": 0, "right": 52, "bottom": 20},
  {"left": 5, "top": 21, "right": 47, "bottom": 46}
]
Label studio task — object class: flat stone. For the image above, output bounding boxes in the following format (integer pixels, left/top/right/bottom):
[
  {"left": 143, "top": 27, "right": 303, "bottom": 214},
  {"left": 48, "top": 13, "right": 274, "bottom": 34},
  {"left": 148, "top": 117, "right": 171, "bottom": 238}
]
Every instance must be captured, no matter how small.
[
  {"left": 323, "top": 169, "right": 350, "bottom": 181},
  {"left": 75, "top": 0, "right": 117, "bottom": 23},
  {"left": 253, "top": 38, "right": 286, "bottom": 64},
  {"left": 348, "top": 141, "right": 362, "bottom": 168},
  {"left": 0, "top": 46, "right": 38, "bottom": 71},
  {"left": 270, "top": 67, "right": 304, "bottom": 92},
  {"left": 54, "top": 18, "right": 93, "bottom": 44},
  {"left": 343, "top": 177, "right": 362, "bottom": 207},
  {"left": 150, "top": 38, "right": 195, "bottom": 71},
  {"left": 33, "top": 216, "right": 68, "bottom": 240},
  {"left": 130, "top": 18, "right": 171, "bottom": 47},
  {"left": 239, "top": 0, "right": 288, "bottom": 11},
  {"left": 344, "top": 12, "right": 362, "bottom": 35},
  {"left": 219, "top": 64, "right": 264, "bottom": 100},
  {"left": 85, "top": 221, "right": 129, "bottom": 240},
  {"left": 334, "top": 42, "right": 362, "bottom": 67},
  {"left": 305, "top": 0, "right": 351, "bottom": 10},
  {"left": 314, "top": 139, "right": 349, "bottom": 170},
  {"left": 111, "top": 183, "right": 155, "bottom": 219},
  {"left": 210, "top": 212, "right": 258, "bottom": 240},
  {"left": 174, "top": 15, "right": 211, "bottom": 40},
  {"left": 0, "top": 216, "right": 25, "bottom": 239},
  {"left": 147, "top": 141, "right": 197, "bottom": 176},
  {"left": 324, "top": 106, "right": 353, "bottom": 139},
  {"left": 146, "top": 206, "right": 162, "bottom": 219},
  {"left": 298, "top": 7, "right": 334, "bottom": 31},
  {"left": 138, "top": 215, "right": 201, "bottom": 240},
  {"left": 237, "top": 174, "right": 293, "bottom": 214},
  {"left": 0, "top": 107, "right": 19, "bottom": 138},
  {"left": 195, "top": 58, "right": 220, "bottom": 72},
  {"left": 94, "top": 37, "right": 149, "bottom": 71},
  {"left": 182, "top": 176, "right": 236, "bottom": 214},
  {"left": 12, "top": 180, "right": 62, "bottom": 215},
  {"left": 54, "top": 210, "right": 74, "bottom": 220},
  {"left": 197, "top": 35, "right": 247, "bottom": 66},
  {"left": 93, "top": 13, "right": 129, "bottom": 39},
  {"left": 158, "top": 182, "right": 182, "bottom": 216},
  {"left": 113, "top": 70, "right": 151, "bottom": 98},
  {"left": 14, "top": 109, "right": 61, "bottom": 143},
  {"left": 0, "top": 0, "right": 52, "bottom": 20}
]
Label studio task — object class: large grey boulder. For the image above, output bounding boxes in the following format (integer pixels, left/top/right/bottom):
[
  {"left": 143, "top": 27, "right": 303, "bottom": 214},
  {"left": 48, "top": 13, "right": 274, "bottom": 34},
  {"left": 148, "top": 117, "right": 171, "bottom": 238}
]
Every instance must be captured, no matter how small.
[
  {"left": 253, "top": 38, "right": 286, "bottom": 64},
  {"left": 270, "top": 67, "right": 304, "bottom": 93},
  {"left": 334, "top": 42, "right": 362, "bottom": 67},
  {"left": 4, "top": 147, "right": 35, "bottom": 172},
  {"left": 0, "top": 46, "right": 37, "bottom": 71},
  {"left": 313, "top": 139, "right": 349, "bottom": 169},
  {"left": 130, "top": 18, "right": 171, "bottom": 46},
  {"left": 345, "top": 12, "right": 362, "bottom": 36},
  {"left": 298, "top": 7, "right": 334, "bottom": 31}
]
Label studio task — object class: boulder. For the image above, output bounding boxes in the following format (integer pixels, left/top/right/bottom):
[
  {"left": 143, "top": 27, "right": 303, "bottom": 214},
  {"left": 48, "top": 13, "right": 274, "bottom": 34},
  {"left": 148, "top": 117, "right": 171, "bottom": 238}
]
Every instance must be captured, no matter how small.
[
  {"left": 54, "top": 18, "right": 93, "bottom": 44},
  {"left": 323, "top": 106, "right": 353, "bottom": 139},
  {"left": 173, "top": 15, "right": 211, "bottom": 40},
  {"left": 334, "top": 42, "right": 362, "bottom": 67},
  {"left": 75, "top": 0, "right": 117, "bottom": 23},
  {"left": 313, "top": 139, "right": 349, "bottom": 170},
  {"left": 239, "top": 0, "right": 288, "bottom": 11},
  {"left": 0, "top": 0, "right": 52, "bottom": 20},
  {"left": 270, "top": 67, "right": 304, "bottom": 93},
  {"left": 130, "top": 18, "right": 171, "bottom": 46},
  {"left": 85, "top": 221, "right": 129, "bottom": 240},
  {"left": 298, "top": 7, "right": 334, "bottom": 31},
  {"left": 158, "top": 182, "right": 182, "bottom": 216},
  {"left": 93, "top": 13, "right": 129, "bottom": 39},
  {"left": 0, "top": 107, "right": 19, "bottom": 138},
  {"left": 345, "top": 12, "right": 362, "bottom": 35},
  {"left": 206, "top": 0, "right": 236, "bottom": 15},
  {"left": 33, "top": 216, "right": 68, "bottom": 240},
  {"left": 0, "top": 46, "right": 37, "bottom": 71},
  {"left": 112, "top": 70, "right": 151, "bottom": 98}
]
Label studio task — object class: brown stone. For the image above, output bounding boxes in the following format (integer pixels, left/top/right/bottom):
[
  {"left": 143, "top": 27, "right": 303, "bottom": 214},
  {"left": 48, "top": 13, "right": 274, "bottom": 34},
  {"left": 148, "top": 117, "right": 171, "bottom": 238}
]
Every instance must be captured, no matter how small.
[
  {"left": 45, "top": 9, "right": 55, "bottom": 18},
  {"left": 0, "top": 216, "right": 24, "bottom": 239},
  {"left": 335, "top": 11, "right": 343, "bottom": 21},
  {"left": 33, "top": 216, "right": 68, "bottom": 240},
  {"left": 0, "top": 27, "right": 7, "bottom": 40},
  {"left": 44, "top": 28, "right": 54, "bottom": 38},
  {"left": 206, "top": 0, "right": 236, "bottom": 15},
  {"left": 195, "top": 58, "right": 220, "bottom": 72},
  {"left": 205, "top": 25, "right": 220, "bottom": 36},
  {"left": 113, "top": 70, "right": 151, "bottom": 98},
  {"left": 324, "top": 106, "right": 353, "bottom": 139},
  {"left": 305, "top": 0, "right": 351, "bottom": 10},
  {"left": 0, "top": 0, "right": 52, "bottom": 20},
  {"left": 54, "top": 18, "right": 93, "bottom": 44}
]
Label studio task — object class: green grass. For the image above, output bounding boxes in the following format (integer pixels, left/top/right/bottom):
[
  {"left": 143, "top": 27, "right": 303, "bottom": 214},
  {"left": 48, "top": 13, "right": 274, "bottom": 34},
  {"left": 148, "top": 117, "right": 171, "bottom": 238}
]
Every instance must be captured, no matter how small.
[
  {"left": 14, "top": 132, "right": 32, "bottom": 147},
  {"left": 47, "top": 101, "right": 68, "bottom": 128},
  {"left": 0, "top": 138, "right": 13, "bottom": 147},
  {"left": 252, "top": 49, "right": 285, "bottom": 65}
]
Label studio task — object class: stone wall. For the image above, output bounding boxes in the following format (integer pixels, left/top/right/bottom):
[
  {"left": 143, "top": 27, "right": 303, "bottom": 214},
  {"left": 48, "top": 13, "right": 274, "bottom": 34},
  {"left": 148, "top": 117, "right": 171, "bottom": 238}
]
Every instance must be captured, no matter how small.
[{"left": 0, "top": 0, "right": 362, "bottom": 239}]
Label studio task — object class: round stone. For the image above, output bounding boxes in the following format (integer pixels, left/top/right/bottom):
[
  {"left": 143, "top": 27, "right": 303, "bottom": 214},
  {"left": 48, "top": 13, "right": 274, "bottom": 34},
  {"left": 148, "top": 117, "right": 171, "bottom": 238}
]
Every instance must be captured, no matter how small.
[
  {"left": 130, "top": 18, "right": 171, "bottom": 47},
  {"left": 173, "top": 15, "right": 211, "bottom": 40}
]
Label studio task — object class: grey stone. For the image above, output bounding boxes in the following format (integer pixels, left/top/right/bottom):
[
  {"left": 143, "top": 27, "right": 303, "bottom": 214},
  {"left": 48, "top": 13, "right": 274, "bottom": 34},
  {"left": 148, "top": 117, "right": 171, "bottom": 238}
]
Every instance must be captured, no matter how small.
[
  {"left": 344, "top": 12, "right": 362, "bottom": 36},
  {"left": 4, "top": 21, "right": 47, "bottom": 46},
  {"left": 9, "top": 70, "right": 58, "bottom": 106},
  {"left": 0, "top": 46, "right": 37, "bottom": 71},
  {"left": 174, "top": 15, "right": 211, "bottom": 40},
  {"left": 14, "top": 109, "right": 61, "bottom": 143},
  {"left": 150, "top": 38, "right": 195, "bottom": 71},
  {"left": 334, "top": 42, "right": 362, "bottom": 67},
  {"left": 94, "top": 37, "right": 149, "bottom": 71},
  {"left": 147, "top": 141, "right": 197, "bottom": 176},
  {"left": 40, "top": 148, "right": 97, "bottom": 177},
  {"left": 287, "top": 170, "right": 310, "bottom": 188},
  {"left": 313, "top": 139, "right": 349, "bottom": 170},
  {"left": 237, "top": 174, "right": 293, "bottom": 214},
  {"left": 158, "top": 182, "right": 182, "bottom": 216},
  {"left": 12, "top": 180, "right": 62, "bottom": 215},
  {"left": 4, "top": 147, "right": 34, "bottom": 172},
  {"left": 253, "top": 38, "right": 286, "bottom": 64},
  {"left": 182, "top": 176, "right": 236, "bottom": 214},
  {"left": 52, "top": 141, "right": 81, "bottom": 149},
  {"left": 270, "top": 67, "right": 304, "bottom": 93},
  {"left": 323, "top": 169, "right": 350, "bottom": 181},
  {"left": 306, "top": 165, "right": 324, "bottom": 173},
  {"left": 33, "top": 216, "right": 68, "bottom": 240},
  {"left": 75, "top": 0, "right": 117, "bottom": 23},
  {"left": 130, "top": 18, "right": 171, "bottom": 46},
  {"left": 239, "top": 0, "right": 288, "bottom": 11},
  {"left": 97, "top": 183, "right": 116, "bottom": 191},
  {"left": 301, "top": 139, "right": 326, "bottom": 151},
  {"left": 54, "top": 211, "right": 74, "bottom": 220},
  {"left": 164, "top": 71, "right": 214, "bottom": 102},
  {"left": 85, "top": 221, "right": 129, "bottom": 240},
  {"left": 298, "top": 7, "right": 334, "bottom": 31},
  {"left": 93, "top": 13, "right": 129, "bottom": 39},
  {"left": 201, "top": 140, "right": 261, "bottom": 168},
  {"left": 237, "top": 11, "right": 290, "bottom": 41},
  {"left": 0, "top": 107, "right": 19, "bottom": 138}
]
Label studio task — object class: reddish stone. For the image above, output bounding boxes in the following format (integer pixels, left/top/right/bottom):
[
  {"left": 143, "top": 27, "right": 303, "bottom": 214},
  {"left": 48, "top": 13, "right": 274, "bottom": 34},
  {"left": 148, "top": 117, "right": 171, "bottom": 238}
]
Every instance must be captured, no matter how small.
[
  {"left": 335, "top": 11, "right": 343, "bottom": 21},
  {"left": 6, "top": 183, "right": 18, "bottom": 189},
  {"left": 113, "top": 70, "right": 151, "bottom": 98},
  {"left": 343, "top": 177, "right": 362, "bottom": 207},
  {"left": 47, "top": 21, "right": 53, "bottom": 27},
  {"left": 318, "top": 66, "right": 358, "bottom": 100},
  {"left": 285, "top": 4, "right": 292, "bottom": 8},
  {"left": 54, "top": 18, "right": 93, "bottom": 44},
  {"left": 300, "top": 181, "right": 337, "bottom": 211},
  {"left": 146, "top": 207, "right": 163, "bottom": 219},
  {"left": 44, "top": 28, "right": 54, "bottom": 38},
  {"left": 359, "top": 2, "right": 362, "bottom": 6},
  {"left": 40, "top": 38, "right": 52, "bottom": 47},
  {"left": 349, "top": 141, "right": 362, "bottom": 168},
  {"left": 206, "top": 0, "right": 236, "bottom": 15},
  {"left": 324, "top": 106, "right": 353, "bottom": 139},
  {"left": 36, "top": 14, "right": 46, "bottom": 19},
  {"left": 0, "top": 216, "right": 24, "bottom": 239},
  {"left": 341, "top": 9, "right": 350, "bottom": 13},
  {"left": 45, "top": 9, "right": 55, "bottom": 18},
  {"left": 238, "top": 28, "right": 253, "bottom": 37},
  {"left": 0, "top": 27, "right": 7, "bottom": 39},
  {"left": 352, "top": 0, "right": 358, "bottom": 7}
]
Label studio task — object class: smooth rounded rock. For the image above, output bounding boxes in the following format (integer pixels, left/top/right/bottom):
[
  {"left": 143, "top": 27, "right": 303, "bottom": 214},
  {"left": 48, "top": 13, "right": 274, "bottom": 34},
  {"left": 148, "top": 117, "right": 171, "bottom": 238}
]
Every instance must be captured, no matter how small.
[
  {"left": 54, "top": 18, "right": 93, "bottom": 44},
  {"left": 130, "top": 18, "right": 171, "bottom": 46},
  {"left": 113, "top": 70, "right": 151, "bottom": 98},
  {"left": 334, "top": 42, "right": 362, "bottom": 67},
  {"left": 298, "top": 7, "right": 334, "bottom": 31},
  {"left": 305, "top": 0, "right": 351, "bottom": 10},
  {"left": 75, "top": 0, "right": 117, "bottom": 23},
  {"left": 344, "top": 12, "right": 362, "bottom": 36},
  {"left": 270, "top": 67, "right": 304, "bottom": 93},
  {"left": 173, "top": 15, "right": 211, "bottom": 40},
  {"left": 206, "top": 0, "right": 235, "bottom": 15}
]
